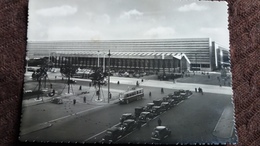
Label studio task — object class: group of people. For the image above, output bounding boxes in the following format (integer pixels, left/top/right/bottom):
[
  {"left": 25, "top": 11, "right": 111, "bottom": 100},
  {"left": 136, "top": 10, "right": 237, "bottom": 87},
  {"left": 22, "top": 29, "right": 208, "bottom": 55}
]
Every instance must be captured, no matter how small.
[{"left": 195, "top": 87, "right": 203, "bottom": 95}]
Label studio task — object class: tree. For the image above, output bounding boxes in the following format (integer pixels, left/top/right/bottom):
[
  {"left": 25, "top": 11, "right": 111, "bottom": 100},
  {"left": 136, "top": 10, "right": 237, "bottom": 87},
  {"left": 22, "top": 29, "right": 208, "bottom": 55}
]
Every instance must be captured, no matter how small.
[
  {"left": 60, "top": 65, "right": 77, "bottom": 94},
  {"left": 89, "top": 68, "right": 108, "bottom": 100}
]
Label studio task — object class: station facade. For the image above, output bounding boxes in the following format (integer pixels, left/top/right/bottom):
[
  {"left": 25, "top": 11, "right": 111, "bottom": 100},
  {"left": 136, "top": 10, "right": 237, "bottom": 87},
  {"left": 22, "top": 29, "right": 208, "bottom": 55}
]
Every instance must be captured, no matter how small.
[
  {"left": 27, "top": 38, "right": 230, "bottom": 72},
  {"left": 49, "top": 51, "right": 190, "bottom": 74}
]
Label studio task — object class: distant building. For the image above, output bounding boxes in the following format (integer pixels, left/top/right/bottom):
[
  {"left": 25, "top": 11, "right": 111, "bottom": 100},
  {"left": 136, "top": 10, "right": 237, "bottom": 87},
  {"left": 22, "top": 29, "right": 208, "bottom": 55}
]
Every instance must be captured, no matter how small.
[{"left": 27, "top": 38, "right": 229, "bottom": 72}]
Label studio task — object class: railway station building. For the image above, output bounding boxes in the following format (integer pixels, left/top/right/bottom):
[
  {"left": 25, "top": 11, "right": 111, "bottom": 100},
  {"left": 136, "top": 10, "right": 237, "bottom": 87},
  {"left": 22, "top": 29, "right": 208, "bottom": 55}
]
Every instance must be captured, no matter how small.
[{"left": 27, "top": 38, "right": 230, "bottom": 73}]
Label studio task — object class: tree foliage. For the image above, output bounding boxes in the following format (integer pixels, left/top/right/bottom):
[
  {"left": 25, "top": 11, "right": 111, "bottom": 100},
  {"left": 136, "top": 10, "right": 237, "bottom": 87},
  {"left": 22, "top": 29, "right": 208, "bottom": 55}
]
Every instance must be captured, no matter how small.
[
  {"left": 89, "top": 68, "right": 108, "bottom": 86},
  {"left": 60, "top": 66, "right": 77, "bottom": 78}
]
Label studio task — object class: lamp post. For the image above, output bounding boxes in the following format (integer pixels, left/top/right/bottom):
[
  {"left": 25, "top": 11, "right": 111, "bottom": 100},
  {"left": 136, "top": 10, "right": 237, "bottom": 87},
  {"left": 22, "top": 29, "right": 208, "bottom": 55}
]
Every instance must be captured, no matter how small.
[
  {"left": 195, "top": 53, "right": 197, "bottom": 71},
  {"left": 108, "top": 50, "right": 111, "bottom": 103},
  {"left": 103, "top": 53, "right": 106, "bottom": 73},
  {"left": 97, "top": 50, "right": 100, "bottom": 68}
]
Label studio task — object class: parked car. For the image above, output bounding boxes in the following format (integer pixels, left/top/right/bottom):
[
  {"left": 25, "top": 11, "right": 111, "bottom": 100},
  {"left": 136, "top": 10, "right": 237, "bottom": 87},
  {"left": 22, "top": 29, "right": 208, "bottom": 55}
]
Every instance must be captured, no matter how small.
[
  {"left": 153, "top": 99, "right": 163, "bottom": 106},
  {"left": 162, "top": 96, "right": 170, "bottom": 102},
  {"left": 120, "top": 113, "right": 135, "bottom": 123},
  {"left": 161, "top": 102, "right": 171, "bottom": 111},
  {"left": 185, "top": 90, "right": 192, "bottom": 96},
  {"left": 51, "top": 97, "right": 63, "bottom": 104},
  {"left": 167, "top": 99, "right": 175, "bottom": 107},
  {"left": 121, "top": 119, "right": 138, "bottom": 133},
  {"left": 143, "top": 103, "right": 155, "bottom": 112},
  {"left": 151, "top": 126, "right": 171, "bottom": 141},
  {"left": 101, "top": 126, "right": 124, "bottom": 143},
  {"left": 179, "top": 90, "right": 187, "bottom": 98},
  {"left": 151, "top": 106, "right": 162, "bottom": 117},
  {"left": 134, "top": 107, "right": 144, "bottom": 118},
  {"left": 139, "top": 112, "right": 153, "bottom": 123}
]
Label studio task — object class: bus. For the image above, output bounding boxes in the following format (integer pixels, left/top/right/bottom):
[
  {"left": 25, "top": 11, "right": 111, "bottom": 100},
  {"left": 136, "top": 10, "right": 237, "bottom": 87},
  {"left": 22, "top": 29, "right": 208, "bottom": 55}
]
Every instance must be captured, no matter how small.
[{"left": 119, "top": 87, "right": 144, "bottom": 104}]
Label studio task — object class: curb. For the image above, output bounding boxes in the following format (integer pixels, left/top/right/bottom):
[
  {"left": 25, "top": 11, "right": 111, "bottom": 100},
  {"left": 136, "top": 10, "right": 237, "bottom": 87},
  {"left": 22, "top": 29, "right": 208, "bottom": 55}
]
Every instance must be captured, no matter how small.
[{"left": 20, "top": 122, "right": 52, "bottom": 136}]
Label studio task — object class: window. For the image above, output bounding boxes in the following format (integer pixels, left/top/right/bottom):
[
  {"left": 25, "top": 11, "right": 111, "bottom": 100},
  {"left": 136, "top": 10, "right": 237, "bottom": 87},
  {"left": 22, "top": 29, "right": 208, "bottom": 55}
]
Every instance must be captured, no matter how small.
[{"left": 201, "top": 64, "right": 210, "bottom": 68}]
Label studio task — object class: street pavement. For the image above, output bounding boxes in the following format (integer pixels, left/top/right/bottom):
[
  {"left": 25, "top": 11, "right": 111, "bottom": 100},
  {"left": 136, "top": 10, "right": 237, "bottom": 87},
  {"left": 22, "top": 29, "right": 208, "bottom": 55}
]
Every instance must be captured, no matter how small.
[
  {"left": 22, "top": 72, "right": 232, "bottom": 107},
  {"left": 20, "top": 71, "right": 235, "bottom": 143}
]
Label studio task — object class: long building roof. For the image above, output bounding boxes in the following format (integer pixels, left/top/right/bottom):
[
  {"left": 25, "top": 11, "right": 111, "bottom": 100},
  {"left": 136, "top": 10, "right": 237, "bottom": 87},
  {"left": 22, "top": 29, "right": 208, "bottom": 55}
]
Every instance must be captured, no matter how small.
[{"left": 54, "top": 51, "right": 191, "bottom": 64}]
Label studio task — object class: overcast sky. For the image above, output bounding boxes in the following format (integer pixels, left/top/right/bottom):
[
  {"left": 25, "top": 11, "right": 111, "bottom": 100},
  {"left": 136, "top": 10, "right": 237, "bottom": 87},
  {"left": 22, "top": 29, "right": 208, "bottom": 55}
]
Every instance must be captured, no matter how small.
[{"left": 28, "top": 0, "right": 229, "bottom": 48}]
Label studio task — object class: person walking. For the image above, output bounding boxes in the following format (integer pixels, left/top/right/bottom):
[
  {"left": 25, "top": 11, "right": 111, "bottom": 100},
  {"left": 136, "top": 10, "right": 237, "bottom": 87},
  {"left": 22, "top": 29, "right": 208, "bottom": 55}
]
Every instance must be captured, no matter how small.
[
  {"left": 149, "top": 92, "right": 152, "bottom": 97},
  {"left": 161, "top": 88, "right": 164, "bottom": 94},
  {"left": 158, "top": 118, "right": 162, "bottom": 126},
  {"left": 195, "top": 88, "right": 197, "bottom": 93},
  {"left": 83, "top": 96, "right": 86, "bottom": 103}
]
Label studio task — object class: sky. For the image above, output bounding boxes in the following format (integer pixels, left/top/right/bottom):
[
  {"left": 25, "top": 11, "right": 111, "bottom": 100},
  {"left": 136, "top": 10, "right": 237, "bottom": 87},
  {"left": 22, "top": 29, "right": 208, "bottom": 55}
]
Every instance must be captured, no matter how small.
[{"left": 28, "top": 0, "right": 229, "bottom": 48}]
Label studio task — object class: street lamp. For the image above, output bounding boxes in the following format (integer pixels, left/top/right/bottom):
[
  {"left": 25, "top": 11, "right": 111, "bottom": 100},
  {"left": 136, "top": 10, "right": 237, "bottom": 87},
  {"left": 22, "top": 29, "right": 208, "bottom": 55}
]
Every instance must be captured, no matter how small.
[
  {"left": 103, "top": 53, "right": 106, "bottom": 73},
  {"left": 98, "top": 51, "right": 100, "bottom": 68},
  {"left": 107, "top": 51, "right": 111, "bottom": 103}
]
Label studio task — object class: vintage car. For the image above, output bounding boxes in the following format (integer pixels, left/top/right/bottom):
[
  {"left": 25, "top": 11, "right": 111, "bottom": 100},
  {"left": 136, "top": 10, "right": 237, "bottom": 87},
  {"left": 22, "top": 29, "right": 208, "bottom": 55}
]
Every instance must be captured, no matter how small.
[
  {"left": 185, "top": 90, "right": 192, "bottom": 96},
  {"left": 101, "top": 126, "right": 124, "bottom": 143},
  {"left": 151, "top": 126, "right": 171, "bottom": 141},
  {"left": 134, "top": 107, "right": 144, "bottom": 118},
  {"left": 179, "top": 89, "right": 188, "bottom": 98},
  {"left": 51, "top": 97, "right": 63, "bottom": 104},
  {"left": 151, "top": 106, "right": 162, "bottom": 117},
  {"left": 143, "top": 103, "right": 155, "bottom": 112},
  {"left": 169, "top": 93, "right": 182, "bottom": 102},
  {"left": 120, "top": 113, "right": 135, "bottom": 123},
  {"left": 138, "top": 112, "right": 153, "bottom": 123},
  {"left": 121, "top": 119, "right": 138, "bottom": 133},
  {"left": 160, "top": 102, "right": 171, "bottom": 111},
  {"left": 153, "top": 99, "right": 163, "bottom": 106},
  {"left": 167, "top": 99, "right": 175, "bottom": 107},
  {"left": 162, "top": 96, "right": 171, "bottom": 102}
]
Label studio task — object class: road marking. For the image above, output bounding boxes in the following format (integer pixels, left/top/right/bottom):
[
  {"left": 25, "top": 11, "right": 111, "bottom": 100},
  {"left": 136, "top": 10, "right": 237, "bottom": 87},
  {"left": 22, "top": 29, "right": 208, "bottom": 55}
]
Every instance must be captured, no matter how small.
[
  {"left": 212, "top": 106, "right": 234, "bottom": 138},
  {"left": 187, "top": 94, "right": 193, "bottom": 99},
  {"left": 48, "top": 106, "right": 102, "bottom": 123},
  {"left": 76, "top": 106, "right": 102, "bottom": 115},
  {"left": 83, "top": 129, "right": 107, "bottom": 142},
  {"left": 83, "top": 123, "right": 121, "bottom": 142},
  {"left": 48, "top": 115, "right": 71, "bottom": 123},
  {"left": 177, "top": 100, "right": 183, "bottom": 105}
]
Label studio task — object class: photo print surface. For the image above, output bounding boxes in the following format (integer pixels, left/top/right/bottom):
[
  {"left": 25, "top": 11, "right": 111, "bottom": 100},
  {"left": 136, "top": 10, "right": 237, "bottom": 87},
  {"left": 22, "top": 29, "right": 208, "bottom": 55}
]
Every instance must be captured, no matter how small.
[{"left": 20, "top": 0, "right": 237, "bottom": 144}]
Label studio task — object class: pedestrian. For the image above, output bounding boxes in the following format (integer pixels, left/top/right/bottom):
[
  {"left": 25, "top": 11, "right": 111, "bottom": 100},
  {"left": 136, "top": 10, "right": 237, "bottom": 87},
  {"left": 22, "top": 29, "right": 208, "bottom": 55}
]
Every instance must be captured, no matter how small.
[
  {"left": 208, "top": 75, "right": 210, "bottom": 79},
  {"left": 141, "top": 79, "right": 144, "bottom": 82},
  {"left": 117, "top": 81, "right": 120, "bottom": 85},
  {"left": 73, "top": 99, "right": 76, "bottom": 105},
  {"left": 50, "top": 83, "right": 53, "bottom": 89},
  {"left": 149, "top": 92, "right": 152, "bottom": 97},
  {"left": 83, "top": 96, "right": 86, "bottom": 103},
  {"left": 158, "top": 118, "right": 162, "bottom": 126},
  {"left": 79, "top": 85, "right": 82, "bottom": 90},
  {"left": 109, "top": 92, "right": 112, "bottom": 99},
  {"left": 161, "top": 88, "right": 164, "bottom": 94},
  {"left": 136, "top": 81, "right": 139, "bottom": 86},
  {"left": 89, "top": 82, "right": 91, "bottom": 87},
  {"left": 198, "top": 87, "right": 201, "bottom": 93},
  {"left": 195, "top": 88, "right": 197, "bottom": 93}
]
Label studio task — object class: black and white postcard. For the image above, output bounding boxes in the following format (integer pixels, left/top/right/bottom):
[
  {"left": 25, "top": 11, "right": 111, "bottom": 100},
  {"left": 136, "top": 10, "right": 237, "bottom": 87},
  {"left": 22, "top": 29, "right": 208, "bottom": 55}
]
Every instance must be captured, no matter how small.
[{"left": 20, "top": 0, "right": 237, "bottom": 144}]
